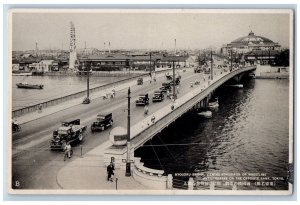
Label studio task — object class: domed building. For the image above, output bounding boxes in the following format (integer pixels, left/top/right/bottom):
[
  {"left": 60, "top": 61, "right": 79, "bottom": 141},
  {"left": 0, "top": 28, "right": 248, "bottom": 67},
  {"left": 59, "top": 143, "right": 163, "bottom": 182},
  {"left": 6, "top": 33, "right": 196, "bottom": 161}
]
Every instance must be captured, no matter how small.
[{"left": 221, "top": 31, "right": 281, "bottom": 64}]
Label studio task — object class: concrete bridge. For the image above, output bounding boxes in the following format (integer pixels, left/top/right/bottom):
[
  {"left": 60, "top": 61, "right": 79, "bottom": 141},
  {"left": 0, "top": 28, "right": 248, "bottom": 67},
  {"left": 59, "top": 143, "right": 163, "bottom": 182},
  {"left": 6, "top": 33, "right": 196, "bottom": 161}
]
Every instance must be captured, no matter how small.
[{"left": 104, "top": 66, "right": 256, "bottom": 171}]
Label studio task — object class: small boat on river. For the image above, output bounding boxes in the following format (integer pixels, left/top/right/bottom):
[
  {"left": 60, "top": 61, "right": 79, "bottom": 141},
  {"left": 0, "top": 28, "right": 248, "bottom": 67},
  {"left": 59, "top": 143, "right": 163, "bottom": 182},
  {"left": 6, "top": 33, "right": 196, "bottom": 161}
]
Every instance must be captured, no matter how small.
[
  {"left": 208, "top": 98, "right": 219, "bottom": 109},
  {"left": 226, "top": 84, "right": 243, "bottom": 88},
  {"left": 16, "top": 83, "right": 44, "bottom": 89},
  {"left": 197, "top": 110, "right": 212, "bottom": 118}
]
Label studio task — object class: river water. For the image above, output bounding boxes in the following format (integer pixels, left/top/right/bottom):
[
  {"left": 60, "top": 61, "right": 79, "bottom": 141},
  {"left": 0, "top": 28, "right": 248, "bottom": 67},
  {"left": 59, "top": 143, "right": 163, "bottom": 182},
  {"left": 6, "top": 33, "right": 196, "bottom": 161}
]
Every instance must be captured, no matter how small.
[
  {"left": 135, "top": 79, "right": 290, "bottom": 190},
  {"left": 12, "top": 75, "right": 128, "bottom": 110}
]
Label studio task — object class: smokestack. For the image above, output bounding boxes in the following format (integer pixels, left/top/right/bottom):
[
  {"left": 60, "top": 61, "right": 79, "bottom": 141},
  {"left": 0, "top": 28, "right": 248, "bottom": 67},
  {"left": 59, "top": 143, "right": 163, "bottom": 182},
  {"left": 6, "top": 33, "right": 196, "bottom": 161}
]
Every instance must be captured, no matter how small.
[
  {"left": 84, "top": 41, "right": 87, "bottom": 56},
  {"left": 109, "top": 42, "right": 111, "bottom": 54},
  {"left": 104, "top": 42, "right": 106, "bottom": 54},
  {"left": 35, "top": 42, "right": 39, "bottom": 57}
]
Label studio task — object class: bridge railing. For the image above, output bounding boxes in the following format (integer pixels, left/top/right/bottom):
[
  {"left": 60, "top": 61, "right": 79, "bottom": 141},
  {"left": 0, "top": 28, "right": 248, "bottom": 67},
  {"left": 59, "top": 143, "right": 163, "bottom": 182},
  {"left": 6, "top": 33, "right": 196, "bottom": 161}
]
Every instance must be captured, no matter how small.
[{"left": 12, "top": 68, "right": 179, "bottom": 118}]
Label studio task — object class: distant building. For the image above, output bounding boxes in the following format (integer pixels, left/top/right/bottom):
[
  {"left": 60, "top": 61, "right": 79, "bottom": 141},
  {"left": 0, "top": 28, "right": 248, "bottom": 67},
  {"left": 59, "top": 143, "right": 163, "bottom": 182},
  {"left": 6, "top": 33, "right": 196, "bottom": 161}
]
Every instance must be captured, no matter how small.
[
  {"left": 78, "top": 53, "right": 188, "bottom": 71},
  {"left": 221, "top": 31, "right": 281, "bottom": 64},
  {"left": 34, "top": 60, "right": 56, "bottom": 72}
]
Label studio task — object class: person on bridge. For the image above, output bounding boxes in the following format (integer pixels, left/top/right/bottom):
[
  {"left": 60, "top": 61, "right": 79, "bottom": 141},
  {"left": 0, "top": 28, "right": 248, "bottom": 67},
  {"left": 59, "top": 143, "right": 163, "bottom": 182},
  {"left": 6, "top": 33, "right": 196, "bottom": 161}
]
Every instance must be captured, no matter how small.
[
  {"left": 64, "top": 142, "right": 72, "bottom": 160},
  {"left": 144, "top": 105, "right": 149, "bottom": 115},
  {"left": 107, "top": 162, "right": 115, "bottom": 182}
]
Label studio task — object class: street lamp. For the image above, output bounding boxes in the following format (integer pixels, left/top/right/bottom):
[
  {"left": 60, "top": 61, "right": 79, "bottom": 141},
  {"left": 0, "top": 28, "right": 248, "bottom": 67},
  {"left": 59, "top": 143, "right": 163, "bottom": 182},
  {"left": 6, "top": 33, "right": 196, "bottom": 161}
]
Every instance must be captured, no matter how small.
[
  {"left": 82, "top": 61, "right": 91, "bottom": 104},
  {"left": 172, "top": 60, "right": 176, "bottom": 100},
  {"left": 125, "top": 87, "right": 131, "bottom": 177},
  {"left": 210, "top": 49, "right": 213, "bottom": 80}
]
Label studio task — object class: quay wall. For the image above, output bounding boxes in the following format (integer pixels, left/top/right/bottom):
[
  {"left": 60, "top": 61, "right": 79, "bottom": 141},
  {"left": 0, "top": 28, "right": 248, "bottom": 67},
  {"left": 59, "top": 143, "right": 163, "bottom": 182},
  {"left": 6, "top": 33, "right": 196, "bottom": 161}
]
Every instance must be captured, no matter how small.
[
  {"left": 37, "top": 71, "right": 148, "bottom": 77},
  {"left": 12, "top": 69, "right": 175, "bottom": 118},
  {"left": 256, "top": 72, "right": 289, "bottom": 79}
]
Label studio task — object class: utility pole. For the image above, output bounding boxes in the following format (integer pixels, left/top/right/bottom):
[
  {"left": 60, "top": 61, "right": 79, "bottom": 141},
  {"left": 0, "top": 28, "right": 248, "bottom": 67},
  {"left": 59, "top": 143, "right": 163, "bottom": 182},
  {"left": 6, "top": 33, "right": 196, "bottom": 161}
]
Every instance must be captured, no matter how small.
[
  {"left": 125, "top": 87, "right": 131, "bottom": 177},
  {"left": 172, "top": 60, "right": 176, "bottom": 100},
  {"left": 82, "top": 61, "right": 91, "bottom": 104},
  {"left": 268, "top": 48, "right": 271, "bottom": 65},
  {"left": 230, "top": 49, "right": 233, "bottom": 72},
  {"left": 211, "top": 49, "right": 213, "bottom": 80},
  {"left": 87, "top": 65, "right": 90, "bottom": 99},
  {"left": 149, "top": 51, "right": 152, "bottom": 74}
]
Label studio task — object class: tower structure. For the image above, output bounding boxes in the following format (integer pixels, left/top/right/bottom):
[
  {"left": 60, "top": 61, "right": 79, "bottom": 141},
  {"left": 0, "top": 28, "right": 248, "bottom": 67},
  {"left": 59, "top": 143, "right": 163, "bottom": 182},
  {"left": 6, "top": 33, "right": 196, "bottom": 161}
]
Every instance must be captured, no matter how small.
[
  {"left": 69, "top": 21, "right": 77, "bottom": 70},
  {"left": 35, "top": 42, "right": 39, "bottom": 57}
]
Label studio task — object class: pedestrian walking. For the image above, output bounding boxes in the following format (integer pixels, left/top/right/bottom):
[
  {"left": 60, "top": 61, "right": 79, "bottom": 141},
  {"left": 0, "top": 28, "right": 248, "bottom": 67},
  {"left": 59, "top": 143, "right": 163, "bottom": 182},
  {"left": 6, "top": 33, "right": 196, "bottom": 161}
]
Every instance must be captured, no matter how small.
[
  {"left": 38, "top": 104, "right": 42, "bottom": 113},
  {"left": 107, "top": 162, "right": 115, "bottom": 182},
  {"left": 64, "top": 142, "right": 72, "bottom": 161}
]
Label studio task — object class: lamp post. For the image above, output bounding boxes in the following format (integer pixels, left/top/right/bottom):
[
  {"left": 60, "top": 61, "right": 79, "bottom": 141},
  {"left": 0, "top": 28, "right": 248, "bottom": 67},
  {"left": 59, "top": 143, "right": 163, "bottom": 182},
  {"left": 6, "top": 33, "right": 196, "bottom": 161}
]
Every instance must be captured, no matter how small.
[
  {"left": 230, "top": 49, "right": 233, "bottom": 72},
  {"left": 149, "top": 51, "right": 152, "bottom": 77},
  {"left": 125, "top": 87, "right": 131, "bottom": 177},
  {"left": 268, "top": 48, "right": 271, "bottom": 65},
  {"left": 172, "top": 60, "right": 176, "bottom": 100},
  {"left": 210, "top": 49, "right": 213, "bottom": 80},
  {"left": 82, "top": 61, "right": 91, "bottom": 104}
]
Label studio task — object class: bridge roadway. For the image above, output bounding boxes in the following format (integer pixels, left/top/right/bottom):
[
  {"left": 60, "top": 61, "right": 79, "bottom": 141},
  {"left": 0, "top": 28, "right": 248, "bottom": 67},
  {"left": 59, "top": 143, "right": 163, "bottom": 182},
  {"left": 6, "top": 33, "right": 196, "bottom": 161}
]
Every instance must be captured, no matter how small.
[
  {"left": 104, "top": 66, "right": 256, "bottom": 168},
  {"left": 12, "top": 67, "right": 208, "bottom": 189}
]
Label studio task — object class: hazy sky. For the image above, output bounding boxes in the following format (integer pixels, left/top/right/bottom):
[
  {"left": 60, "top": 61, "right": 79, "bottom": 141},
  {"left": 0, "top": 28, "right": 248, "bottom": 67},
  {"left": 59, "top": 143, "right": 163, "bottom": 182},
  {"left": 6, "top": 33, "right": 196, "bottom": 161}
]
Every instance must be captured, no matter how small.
[{"left": 12, "top": 11, "right": 291, "bottom": 51}]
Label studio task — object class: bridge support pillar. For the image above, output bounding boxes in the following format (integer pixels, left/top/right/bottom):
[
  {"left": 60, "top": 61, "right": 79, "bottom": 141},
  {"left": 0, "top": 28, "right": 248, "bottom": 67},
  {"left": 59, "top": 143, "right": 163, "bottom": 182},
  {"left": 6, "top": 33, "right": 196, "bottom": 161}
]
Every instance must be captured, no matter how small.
[
  {"left": 167, "top": 174, "right": 173, "bottom": 189},
  {"left": 188, "top": 177, "right": 194, "bottom": 190}
]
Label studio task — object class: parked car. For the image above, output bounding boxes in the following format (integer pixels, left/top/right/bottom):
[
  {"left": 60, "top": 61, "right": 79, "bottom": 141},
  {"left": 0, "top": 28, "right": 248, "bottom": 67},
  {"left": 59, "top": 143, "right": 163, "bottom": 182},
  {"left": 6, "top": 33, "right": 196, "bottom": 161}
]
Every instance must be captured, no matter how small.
[
  {"left": 136, "top": 94, "right": 149, "bottom": 106},
  {"left": 91, "top": 113, "right": 113, "bottom": 132},
  {"left": 152, "top": 90, "right": 164, "bottom": 102},
  {"left": 160, "top": 82, "right": 171, "bottom": 93}
]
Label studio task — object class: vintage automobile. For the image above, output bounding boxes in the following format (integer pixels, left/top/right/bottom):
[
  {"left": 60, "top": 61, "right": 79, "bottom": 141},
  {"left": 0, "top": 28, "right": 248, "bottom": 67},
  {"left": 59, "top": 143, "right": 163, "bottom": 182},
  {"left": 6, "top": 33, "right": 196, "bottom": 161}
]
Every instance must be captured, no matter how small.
[
  {"left": 169, "top": 77, "right": 181, "bottom": 86},
  {"left": 136, "top": 93, "right": 149, "bottom": 106},
  {"left": 50, "top": 119, "right": 87, "bottom": 151},
  {"left": 152, "top": 90, "right": 164, "bottom": 102},
  {"left": 91, "top": 113, "right": 113, "bottom": 132},
  {"left": 137, "top": 78, "right": 143, "bottom": 85},
  {"left": 194, "top": 66, "right": 203, "bottom": 73},
  {"left": 160, "top": 82, "right": 171, "bottom": 93}
]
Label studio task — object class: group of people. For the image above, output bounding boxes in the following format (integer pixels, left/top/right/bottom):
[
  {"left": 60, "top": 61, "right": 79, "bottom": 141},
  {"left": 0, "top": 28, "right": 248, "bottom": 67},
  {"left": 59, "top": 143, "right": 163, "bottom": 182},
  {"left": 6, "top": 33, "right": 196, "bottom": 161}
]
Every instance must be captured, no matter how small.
[
  {"left": 103, "top": 89, "right": 116, "bottom": 99},
  {"left": 166, "top": 86, "right": 180, "bottom": 99}
]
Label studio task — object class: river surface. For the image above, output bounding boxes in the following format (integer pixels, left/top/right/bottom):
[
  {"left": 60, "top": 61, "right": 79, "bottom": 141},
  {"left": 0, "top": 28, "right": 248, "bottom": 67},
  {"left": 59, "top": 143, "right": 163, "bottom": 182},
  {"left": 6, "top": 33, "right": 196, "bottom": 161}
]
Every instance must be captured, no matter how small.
[
  {"left": 12, "top": 75, "right": 128, "bottom": 110},
  {"left": 135, "top": 79, "right": 290, "bottom": 190}
]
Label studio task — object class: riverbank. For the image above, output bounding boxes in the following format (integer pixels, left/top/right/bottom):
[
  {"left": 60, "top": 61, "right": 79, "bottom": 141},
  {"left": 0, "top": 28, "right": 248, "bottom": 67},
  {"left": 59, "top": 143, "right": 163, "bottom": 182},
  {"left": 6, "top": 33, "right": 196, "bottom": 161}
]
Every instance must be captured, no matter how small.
[{"left": 256, "top": 72, "right": 289, "bottom": 79}]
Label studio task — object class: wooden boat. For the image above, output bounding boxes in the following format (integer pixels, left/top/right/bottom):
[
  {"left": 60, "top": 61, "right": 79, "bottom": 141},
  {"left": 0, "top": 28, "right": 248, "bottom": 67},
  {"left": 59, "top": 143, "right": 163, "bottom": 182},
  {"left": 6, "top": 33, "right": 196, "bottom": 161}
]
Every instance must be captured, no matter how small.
[
  {"left": 16, "top": 83, "right": 44, "bottom": 89},
  {"left": 208, "top": 98, "right": 219, "bottom": 108},
  {"left": 226, "top": 84, "right": 243, "bottom": 88},
  {"left": 197, "top": 110, "right": 212, "bottom": 118}
]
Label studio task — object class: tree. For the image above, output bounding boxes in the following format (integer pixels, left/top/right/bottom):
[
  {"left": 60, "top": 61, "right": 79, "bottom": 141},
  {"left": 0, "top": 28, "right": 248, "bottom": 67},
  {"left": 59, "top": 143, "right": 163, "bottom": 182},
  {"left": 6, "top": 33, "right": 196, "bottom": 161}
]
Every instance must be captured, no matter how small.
[{"left": 274, "top": 49, "right": 289, "bottom": 67}]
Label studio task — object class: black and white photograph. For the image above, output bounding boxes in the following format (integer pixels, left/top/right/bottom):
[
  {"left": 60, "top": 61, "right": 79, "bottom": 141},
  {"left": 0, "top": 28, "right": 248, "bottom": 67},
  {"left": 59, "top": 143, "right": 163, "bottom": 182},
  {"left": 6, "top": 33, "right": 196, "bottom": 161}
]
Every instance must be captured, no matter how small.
[{"left": 8, "top": 9, "right": 294, "bottom": 195}]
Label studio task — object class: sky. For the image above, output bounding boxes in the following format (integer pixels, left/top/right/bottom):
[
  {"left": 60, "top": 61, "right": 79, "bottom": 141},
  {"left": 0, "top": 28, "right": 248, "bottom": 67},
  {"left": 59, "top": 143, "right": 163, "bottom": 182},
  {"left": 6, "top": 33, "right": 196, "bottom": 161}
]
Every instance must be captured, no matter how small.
[{"left": 11, "top": 10, "right": 292, "bottom": 51}]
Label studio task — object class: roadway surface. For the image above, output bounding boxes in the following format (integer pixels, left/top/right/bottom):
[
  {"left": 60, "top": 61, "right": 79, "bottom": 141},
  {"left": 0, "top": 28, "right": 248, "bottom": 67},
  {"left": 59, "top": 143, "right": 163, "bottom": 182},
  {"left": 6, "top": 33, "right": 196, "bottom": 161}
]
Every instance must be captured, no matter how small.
[{"left": 11, "top": 68, "right": 213, "bottom": 189}]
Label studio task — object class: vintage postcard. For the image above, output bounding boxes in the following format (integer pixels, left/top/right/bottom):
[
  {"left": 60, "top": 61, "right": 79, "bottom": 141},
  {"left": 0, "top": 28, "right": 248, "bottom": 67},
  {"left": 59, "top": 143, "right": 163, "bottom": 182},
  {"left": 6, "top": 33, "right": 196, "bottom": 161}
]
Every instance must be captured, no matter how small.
[{"left": 7, "top": 8, "right": 294, "bottom": 195}]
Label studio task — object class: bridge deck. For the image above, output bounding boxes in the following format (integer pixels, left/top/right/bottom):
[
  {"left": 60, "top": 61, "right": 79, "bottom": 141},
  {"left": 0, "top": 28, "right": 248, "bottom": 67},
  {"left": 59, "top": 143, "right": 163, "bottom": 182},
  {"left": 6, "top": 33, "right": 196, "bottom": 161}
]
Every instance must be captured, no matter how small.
[{"left": 104, "top": 66, "right": 256, "bottom": 165}]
